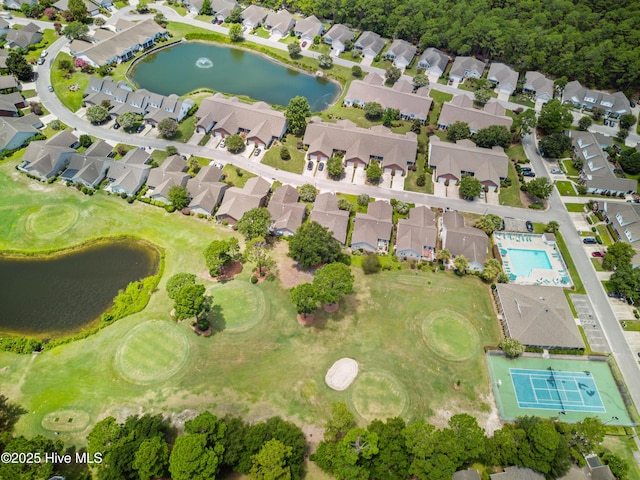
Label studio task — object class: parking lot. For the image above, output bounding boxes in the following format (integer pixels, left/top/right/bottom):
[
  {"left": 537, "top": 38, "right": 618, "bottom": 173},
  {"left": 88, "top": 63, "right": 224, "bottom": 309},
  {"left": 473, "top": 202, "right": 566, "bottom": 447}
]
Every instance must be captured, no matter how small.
[{"left": 570, "top": 294, "right": 611, "bottom": 353}]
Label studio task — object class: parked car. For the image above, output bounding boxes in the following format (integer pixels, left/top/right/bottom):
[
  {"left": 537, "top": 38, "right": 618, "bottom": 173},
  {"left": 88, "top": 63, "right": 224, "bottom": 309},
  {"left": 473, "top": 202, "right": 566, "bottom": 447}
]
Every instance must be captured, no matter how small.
[
  {"left": 525, "top": 221, "right": 533, "bottom": 232},
  {"left": 551, "top": 169, "right": 562, "bottom": 174},
  {"left": 254, "top": 148, "right": 261, "bottom": 156},
  {"left": 583, "top": 237, "right": 597, "bottom": 244},
  {"left": 36, "top": 57, "right": 45, "bottom": 65},
  {"left": 607, "top": 292, "right": 623, "bottom": 298},
  {"left": 631, "top": 101, "right": 636, "bottom": 108},
  {"left": 520, "top": 166, "right": 531, "bottom": 171},
  {"left": 627, "top": 199, "right": 640, "bottom": 203},
  {"left": 479, "top": 190, "right": 485, "bottom": 199},
  {"left": 136, "top": 124, "right": 145, "bottom": 133},
  {"left": 301, "top": 41, "right": 307, "bottom": 47},
  {"left": 522, "top": 171, "right": 536, "bottom": 177},
  {"left": 48, "top": 85, "right": 54, "bottom": 92},
  {"left": 307, "top": 161, "right": 314, "bottom": 170},
  {"left": 40, "top": 50, "right": 48, "bottom": 58},
  {"left": 591, "top": 251, "right": 605, "bottom": 257},
  {"left": 318, "top": 162, "right": 324, "bottom": 171},
  {"left": 113, "top": 123, "right": 120, "bottom": 130},
  {"left": 220, "top": 140, "right": 225, "bottom": 148},
  {"left": 603, "top": 119, "right": 608, "bottom": 126}
]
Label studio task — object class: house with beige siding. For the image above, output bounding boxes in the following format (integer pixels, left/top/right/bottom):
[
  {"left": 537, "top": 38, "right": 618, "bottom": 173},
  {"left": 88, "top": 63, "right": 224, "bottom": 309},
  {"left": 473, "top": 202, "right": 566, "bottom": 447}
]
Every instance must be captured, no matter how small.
[
  {"left": 351, "top": 201, "right": 393, "bottom": 253},
  {"left": 310, "top": 192, "right": 350, "bottom": 245},
  {"left": 395, "top": 206, "right": 438, "bottom": 260},
  {"left": 216, "top": 176, "right": 271, "bottom": 225}
]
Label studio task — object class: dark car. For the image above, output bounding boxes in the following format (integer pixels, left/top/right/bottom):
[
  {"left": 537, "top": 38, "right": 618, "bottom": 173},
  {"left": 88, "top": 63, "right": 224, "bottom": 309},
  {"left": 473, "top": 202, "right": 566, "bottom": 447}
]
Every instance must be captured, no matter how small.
[
  {"left": 318, "top": 162, "right": 324, "bottom": 171},
  {"left": 591, "top": 251, "right": 605, "bottom": 257},
  {"left": 307, "top": 161, "right": 313, "bottom": 170},
  {"left": 522, "top": 171, "right": 536, "bottom": 177},
  {"left": 631, "top": 101, "right": 636, "bottom": 108},
  {"left": 603, "top": 119, "right": 608, "bottom": 126},
  {"left": 520, "top": 166, "right": 532, "bottom": 172},
  {"left": 136, "top": 124, "right": 145, "bottom": 133},
  {"left": 608, "top": 292, "right": 623, "bottom": 298},
  {"left": 113, "top": 123, "right": 120, "bottom": 129},
  {"left": 525, "top": 221, "right": 533, "bottom": 232},
  {"left": 583, "top": 237, "right": 597, "bottom": 244}
]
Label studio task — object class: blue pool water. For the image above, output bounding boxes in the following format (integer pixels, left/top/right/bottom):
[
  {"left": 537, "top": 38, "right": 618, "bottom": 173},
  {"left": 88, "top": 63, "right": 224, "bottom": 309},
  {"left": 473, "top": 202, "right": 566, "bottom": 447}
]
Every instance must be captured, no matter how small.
[{"left": 504, "top": 248, "right": 552, "bottom": 277}]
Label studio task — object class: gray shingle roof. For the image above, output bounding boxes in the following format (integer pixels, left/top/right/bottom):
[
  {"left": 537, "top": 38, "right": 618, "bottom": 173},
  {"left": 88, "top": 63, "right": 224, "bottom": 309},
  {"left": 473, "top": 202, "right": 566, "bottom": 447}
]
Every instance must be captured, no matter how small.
[
  {"left": 267, "top": 184, "right": 305, "bottom": 235},
  {"left": 523, "top": 71, "right": 554, "bottom": 102},
  {"left": 303, "top": 118, "right": 418, "bottom": 173},
  {"left": 438, "top": 94, "right": 512, "bottom": 132},
  {"left": 495, "top": 284, "right": 584, "bottom": 349},
  {"left": 449, "top": 56, "right": 486, "bottom": 80},
  {"left": 562, "top": 80, "right": 629, "bottom": 117},
  {"left": 487, "top": 62, "right": 519, "bottom": 94},
  {"left": 344, "top": 75, "right": 432, "bottom": 121},
  {"left": 417, "top": 47, "right": 449, "bottom": 75},
  {"left": 384, "top": 39, "right": 416, "bottom": 66},
  {"left": 354, "top": 31, "right": 385, "bottom": 57},
  {"left": 490, "top": 466, "right": 545, "bottom": 480},
  {"left": 264, "top": 9, "right": 295, "bottom": 35},
  {"left": 441, "top": 211, "right": 487, "bottom": 268},
  {"left": 241, "top": 4, "right": 268, "bottom": 26},
  {"left": 294, "top": 15, "right": 323, "bottom": 39},
  {"left": 216, "top": 176, "right": 271, "bottom": 223},
  {"left": 429, "top": 136, "right": 508, "bottom": 188},
  {"left": 310, "top": 192, "right": 350, "bottom": 245},
  {"left": 396, "top": 206, "right": 437, "bottom": 258},
  {"left": 324, "top": 24, "right": 355, "bottom": 45},
  {"left": 187, "top": 165, "right": 226, "bottom": 214},
  {"left": 351, "top": 200, "right": 393, "bottom": 250}
]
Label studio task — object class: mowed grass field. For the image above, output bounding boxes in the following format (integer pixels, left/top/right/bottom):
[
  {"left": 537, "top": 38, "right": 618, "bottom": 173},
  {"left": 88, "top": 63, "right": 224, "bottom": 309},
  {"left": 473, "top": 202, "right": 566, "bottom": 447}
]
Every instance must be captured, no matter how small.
[{"left": 0, "top": 160, "right": 500, "bottom": 446}]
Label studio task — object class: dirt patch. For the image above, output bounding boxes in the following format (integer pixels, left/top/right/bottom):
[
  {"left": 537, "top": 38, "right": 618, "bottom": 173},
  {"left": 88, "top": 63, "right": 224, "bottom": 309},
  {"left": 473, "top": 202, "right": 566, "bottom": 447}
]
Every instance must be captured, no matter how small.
[
  {"left": 272, "top": 241, "right": 314, "bottom": 288},
  {"left": 252, "top": 268, "right": 270, "bottom": 283},
  {"left": 297, "top": 313, "right": 314, "bottom": 326},
  {"left": 429, "top": 393, "right": 502, "bottom": 435},
  {"left": 302, "top": 425, "right": 325, "bottom": 453},
  {"left": 325, "top": 358, "right": 359, "bottom": 391},
  {"left": 323, "top": 303, "right": 339, "bottom": 313},
  {"left": 201, "top": 260, "right": 243, "bottom": 282}
]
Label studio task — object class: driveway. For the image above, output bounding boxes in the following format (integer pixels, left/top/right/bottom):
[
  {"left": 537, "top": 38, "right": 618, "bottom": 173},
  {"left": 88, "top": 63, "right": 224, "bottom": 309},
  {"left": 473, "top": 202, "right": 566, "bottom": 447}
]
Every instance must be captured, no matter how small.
[
  {"left": 379, "top": 173, "right": 392, "bottom": 189},
  {"left": 352, "top": 166, "right": 366, "bottom": 185},
  {"left": 570, "top": 294, "right": 611, "bottom": 353},
  {"left": 340, "top": 165, "right": 355, "bottom": 184},
  {"left": 433, "top": 180, "right": 447, "bottom": 198},
  {"left": 391, "top": 175, "right": 405, "bottom": 191}
]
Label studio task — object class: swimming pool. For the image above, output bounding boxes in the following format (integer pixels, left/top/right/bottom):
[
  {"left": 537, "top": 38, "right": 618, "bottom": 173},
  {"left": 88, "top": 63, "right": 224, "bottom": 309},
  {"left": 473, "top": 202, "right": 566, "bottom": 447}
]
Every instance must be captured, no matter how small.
[{"left": 504, "top": 248, "right": 552, "bottom": 277}]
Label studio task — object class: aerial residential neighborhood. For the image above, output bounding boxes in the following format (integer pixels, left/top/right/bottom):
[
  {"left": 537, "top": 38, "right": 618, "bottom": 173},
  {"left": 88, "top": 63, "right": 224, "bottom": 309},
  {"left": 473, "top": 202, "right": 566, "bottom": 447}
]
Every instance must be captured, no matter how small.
[{"left": 0, "top": 1, "right": 640, "bottom": 479}]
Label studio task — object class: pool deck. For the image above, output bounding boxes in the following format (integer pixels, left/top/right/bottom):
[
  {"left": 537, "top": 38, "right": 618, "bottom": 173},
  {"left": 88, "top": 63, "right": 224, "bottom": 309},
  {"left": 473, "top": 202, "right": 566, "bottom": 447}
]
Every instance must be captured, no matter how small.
[{"left": 494, "top": 232, "right": 573, "bottom": 287}]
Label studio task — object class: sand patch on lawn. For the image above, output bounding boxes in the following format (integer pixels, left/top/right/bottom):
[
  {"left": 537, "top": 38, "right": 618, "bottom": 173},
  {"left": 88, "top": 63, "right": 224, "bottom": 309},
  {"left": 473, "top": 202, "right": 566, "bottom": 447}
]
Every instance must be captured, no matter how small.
[{"left": 325, "top": 358, "right": 359, "bottom": 391}]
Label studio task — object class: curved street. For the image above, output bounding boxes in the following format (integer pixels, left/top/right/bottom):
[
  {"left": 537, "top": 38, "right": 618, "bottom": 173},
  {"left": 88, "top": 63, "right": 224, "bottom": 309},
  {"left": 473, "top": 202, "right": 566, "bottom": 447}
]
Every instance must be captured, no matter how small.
[{"left": 27, "top": 8, "right": 640, "bottom": 421}]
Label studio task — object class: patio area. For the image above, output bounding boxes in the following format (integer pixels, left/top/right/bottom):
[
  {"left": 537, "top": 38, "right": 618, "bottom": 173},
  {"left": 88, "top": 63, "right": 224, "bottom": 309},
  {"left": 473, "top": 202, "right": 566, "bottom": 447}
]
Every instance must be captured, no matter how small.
[{"left": 494, "top": 232, "right": 572, "bottom": 287}]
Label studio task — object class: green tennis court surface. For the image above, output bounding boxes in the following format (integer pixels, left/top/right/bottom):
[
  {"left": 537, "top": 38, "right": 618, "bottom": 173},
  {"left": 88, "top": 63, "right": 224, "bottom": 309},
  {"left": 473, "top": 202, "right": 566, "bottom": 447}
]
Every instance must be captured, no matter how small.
[{"left": 487, "top": 353, "right": 632, "bottom": 425}]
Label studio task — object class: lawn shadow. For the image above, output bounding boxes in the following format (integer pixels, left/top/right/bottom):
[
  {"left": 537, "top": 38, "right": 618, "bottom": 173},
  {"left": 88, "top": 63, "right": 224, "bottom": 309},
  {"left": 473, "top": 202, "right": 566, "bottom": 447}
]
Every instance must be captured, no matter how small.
[
  {"left": 208, "top": 304, "right": 226, "bottom": 334},
  {"left": 310, "top": 295, "right": 361, "bottom": 330}
]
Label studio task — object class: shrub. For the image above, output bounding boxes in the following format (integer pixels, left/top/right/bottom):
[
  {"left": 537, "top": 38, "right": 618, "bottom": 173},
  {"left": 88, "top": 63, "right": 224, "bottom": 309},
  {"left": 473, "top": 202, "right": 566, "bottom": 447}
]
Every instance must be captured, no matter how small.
[
  {"left": 250, "top": 275, "right": 258, "bottom": 284},
  {"left": 280, "top": 146, "right": 290, "bottom": 160},
  {"left": 362, "top": 254, "right": 382, "bottom": 274},
  {"left": 416, "top": 173, "right": 426, "bottom": 186},
  {"left": 357, "top": 193, "right": 370, "bottom": 206},
  {"left": 165, "top": 204, "right": 176, "bottom": 213}
]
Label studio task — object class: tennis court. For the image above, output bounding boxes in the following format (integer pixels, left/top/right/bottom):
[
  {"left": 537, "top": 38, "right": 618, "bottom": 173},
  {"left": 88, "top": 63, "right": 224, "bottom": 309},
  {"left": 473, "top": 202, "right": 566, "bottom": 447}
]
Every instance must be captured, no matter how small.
[
  {"left": 487, "top": 353, "right": 633, "bottom": 425},
  {"left": 510, "top": 368, "right": 605, "bottom": 413}
]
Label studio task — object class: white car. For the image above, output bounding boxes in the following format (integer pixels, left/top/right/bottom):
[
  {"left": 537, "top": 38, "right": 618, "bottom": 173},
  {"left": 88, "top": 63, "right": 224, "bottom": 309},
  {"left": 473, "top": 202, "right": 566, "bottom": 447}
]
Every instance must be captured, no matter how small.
[{"left": 40, "top": 50, "right": 48, "bottom": 58}]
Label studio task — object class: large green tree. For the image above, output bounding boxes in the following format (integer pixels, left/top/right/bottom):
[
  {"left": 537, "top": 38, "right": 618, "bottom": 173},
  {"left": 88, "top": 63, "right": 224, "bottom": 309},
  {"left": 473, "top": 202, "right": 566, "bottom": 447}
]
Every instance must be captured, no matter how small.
[
  {"left": 324, "top": 403, "right": 356, "bottom": 442},
  {"left": 118, "top": 111, "right": 139, "bottom": 131},
  {"left": 204, "top": 238, "right": 240, "bottom": 276},
  {"left": 312, "top": 262, "right": 354, "bottom": 306},
  {"left": 288, "top": 221, "right": 342, "bottom": 268},
  {"left": 603, "top": 242, "right": 636, "bottom": 271},
  {"left": 539, "top": 133, "right": 572, "bottom": 158},
  {"left": 523, "top": 177, "right": 554, "bottom": 200},
  {"left": 173, "top": 283, "right": 206, "bottom": 320},
  {"left": 158, "top": 118, "right": 179, "bottom": 138},
  {"left": 609, "top": 264, "right": 640, "bottom": 303},
  {"left": 537, "top": 99, "right": 573, "bottom": 135},
  {"left": 327, "top": 155, "right": 345, "bottom": 179},
  {"left": 499, "top": 338, "right": 525, "bottom": 358},
  {"left": 229, "top": 23, "right": 243, "bottom": 42},
  {"left": 364, "top": 101, "right": 384, "bottom": 120},
  {"left": 169, "top": 434, "right": 222, "bottom": 480},
  {"left": 199, "top": 0, "right": 212, "bottom": 14},
  {"left": 446, "top": 121, "right": 471, "bottom": 142},
  {"left": 132, "top": 436, "right": 170, "bottom": 480},
  {"left": 63, "top": 21, "right": 89, "bottom": 40},
  {"left": 86, "top": 104, "right": 110, "bottom": 124},
  {"left": 166, "top": 273, "right": 196, "bottom": 300},
  {"left": 285, "top": 96, "right": 311, "bottom": 136},
  {"left": 168, "top": 185, "right": 190, "bottom": 209},
  {"left": 385, "top": 66, "right": 402, "bottom": 85},
  {"left": 68, "top": 0, "right": 87, "bottom": 21},
  {"left": 475, "top": 214, "right": 502, "bottom": 234},
  {"left": 474, "top": 125, "right": 511, "bottom": 148},
  {"left": 249, "top": 438, "right": 293, "bottom": 480},
  {"left": 289, "top": 283, "right": 318, "bottom": 318},
  {"left": 237, "top": 207, "right": 272, "bottom": 240},
  {"left": 245, "top": 236, "right": 272, "bottom": 275},
  {"left": 298, "top": 184, "right": 317, "bottom": 202},
  {"left": 366, "top": 160, "right": 383, "bottom": 184},
  {"left": 364, "top": 417, "right": 410, "bottom": 480},
  {"left": 6, "top": 52, "right": 33, "bottom": 81},
  {"left": 225, "top": 133, "right": 245, "bottom": 153},
  {"left": 318, "top": 53, "right": 333, "bottom": 69},
  {"left": 0, "top": 435, "right": 63, "bottom": 480},
  {"left": 458, "top": 175, "right": 482, "bottom": 199},
  {"left": 618, "top": 147, "right": 640, "bottom": 175}
]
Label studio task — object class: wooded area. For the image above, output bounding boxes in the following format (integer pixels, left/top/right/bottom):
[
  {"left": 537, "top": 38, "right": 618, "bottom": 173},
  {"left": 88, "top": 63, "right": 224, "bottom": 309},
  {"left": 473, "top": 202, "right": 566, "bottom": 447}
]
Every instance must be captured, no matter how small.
[{"left": 259, "top": 0, "right": 640, "bottom": 94}]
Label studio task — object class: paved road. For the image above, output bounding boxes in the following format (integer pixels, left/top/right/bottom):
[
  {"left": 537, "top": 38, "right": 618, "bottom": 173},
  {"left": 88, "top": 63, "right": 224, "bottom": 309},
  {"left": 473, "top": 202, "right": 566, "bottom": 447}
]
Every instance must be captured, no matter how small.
[{"left": 32, "top": 12, "right": 640, "bottom": 416}]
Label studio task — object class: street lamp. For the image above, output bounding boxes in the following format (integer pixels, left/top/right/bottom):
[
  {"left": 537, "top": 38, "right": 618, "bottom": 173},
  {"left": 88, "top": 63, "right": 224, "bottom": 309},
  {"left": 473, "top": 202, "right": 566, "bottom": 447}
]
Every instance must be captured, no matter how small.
[{"left": 603, "top": 416, "right": 619, "bottom": 425}]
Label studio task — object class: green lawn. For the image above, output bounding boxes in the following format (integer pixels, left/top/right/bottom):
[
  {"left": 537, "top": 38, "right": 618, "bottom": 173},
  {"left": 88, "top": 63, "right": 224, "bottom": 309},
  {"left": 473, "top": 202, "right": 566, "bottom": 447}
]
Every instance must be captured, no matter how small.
[
  {"left": 428, "top": 90, "right": 454, "bottom": 127},
  {"left": 173, "top": 116, "right": 197, "bottom": 143},
  {"left": 565, "top": 202, "right": 587, "bottom": 212},
  {"left": 556, "top": 180, "right": 577, "bottom": 196},
  {"left": 254, "top": 27, "right": 271, "bottom": 39},
  {"left": 50, "top": 53, "right": 89, "bottom": 112},
  {"left": 222, "top": 163, "right": 256, "bottom": 187},
  {"left": 555, "top": 231, "right": 585, "bottom": 294},
  {"left": 0, "top": 161, "right": 501, "bottom": 444},
  {"left": 601, "top": 435, "right": 640, "bottom": 480},
  {"left": 596, "top": 224, "right": 614, "bottom": 247},
  {"left": 561, "top": 159, "right": 580, "bottom": 177},
  {"left": 336, "top": 193, "right": 370, "bottom": 214},
  {"left": 261, "top": 135, "right": 306, "bottom": 174},
  {"left": 591, "top": 258, "right": 605, "bottom": 272},
  {"left": 499, "top": 159, "right": 524, "bottom": 208},
  {"left": 405, "top": 155, "right": 434, "bottom": 195}
]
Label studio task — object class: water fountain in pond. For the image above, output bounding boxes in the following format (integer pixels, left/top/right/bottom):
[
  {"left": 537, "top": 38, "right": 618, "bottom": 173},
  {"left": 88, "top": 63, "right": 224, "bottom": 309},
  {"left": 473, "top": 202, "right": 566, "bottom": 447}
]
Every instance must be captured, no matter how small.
[{"left": 195, "top": 57, "right": 213, "bottom": 68}]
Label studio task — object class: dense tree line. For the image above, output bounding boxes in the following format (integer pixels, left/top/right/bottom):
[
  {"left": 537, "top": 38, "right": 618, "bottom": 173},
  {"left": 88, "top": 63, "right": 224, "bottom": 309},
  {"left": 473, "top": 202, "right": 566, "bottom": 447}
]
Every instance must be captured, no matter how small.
[
  {"left": 312, "top": 403, "right": 622, "bottom": 480},
  {"left": 262, "top": 0, "right": 640, "bottom": 93}
]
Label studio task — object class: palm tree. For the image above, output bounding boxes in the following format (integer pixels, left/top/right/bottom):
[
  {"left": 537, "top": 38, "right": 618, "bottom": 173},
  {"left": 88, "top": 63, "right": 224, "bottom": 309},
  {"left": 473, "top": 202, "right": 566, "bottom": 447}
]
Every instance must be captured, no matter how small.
[
  {"left": 545, "top": 221, "right": 560, "bottom": 233},
  {"left": 437, "top": 249, "right": 451, "bottom": 265},
  {"left": 453, "top": 256, "right": 469, "bottom": 275}
]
